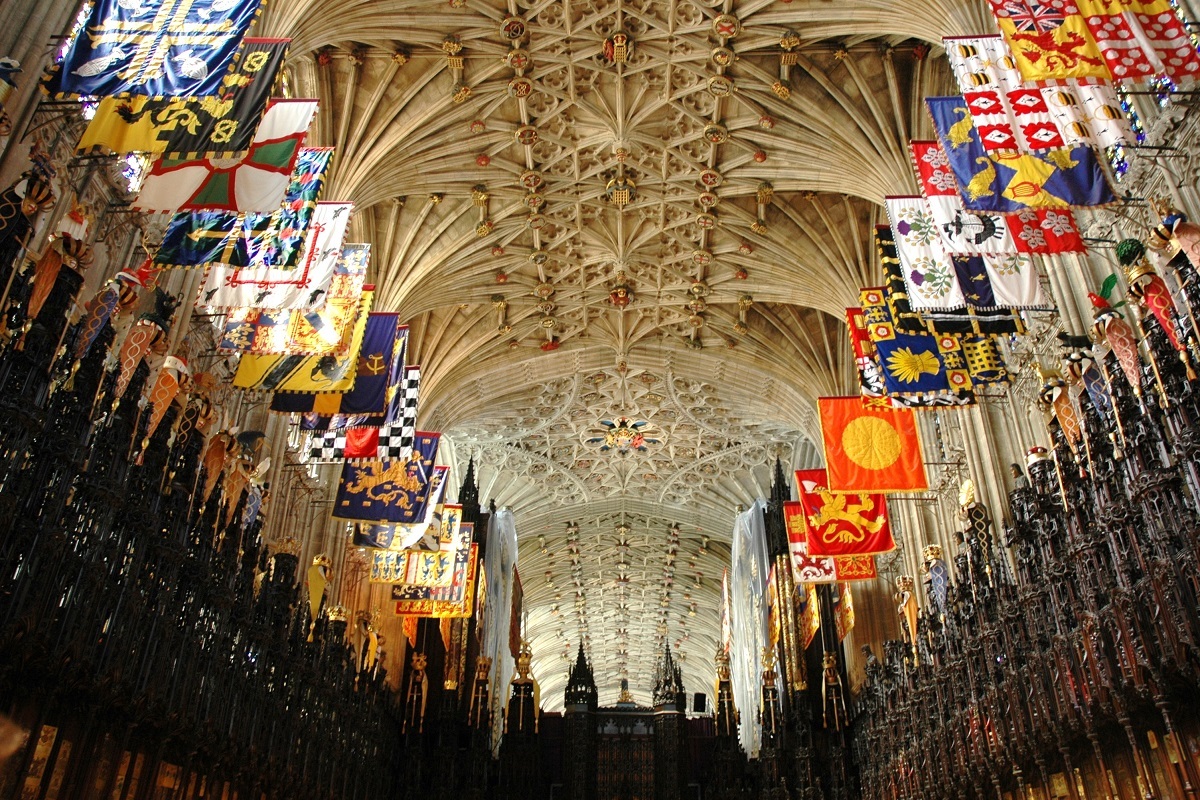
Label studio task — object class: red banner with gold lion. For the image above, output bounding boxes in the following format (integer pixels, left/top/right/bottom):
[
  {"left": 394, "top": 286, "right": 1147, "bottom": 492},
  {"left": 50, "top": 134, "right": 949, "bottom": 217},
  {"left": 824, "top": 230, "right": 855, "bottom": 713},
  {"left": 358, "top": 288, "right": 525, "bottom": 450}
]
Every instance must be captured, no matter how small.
[{"left": 795, "top": 469, "right": 896, "bottom": 557}]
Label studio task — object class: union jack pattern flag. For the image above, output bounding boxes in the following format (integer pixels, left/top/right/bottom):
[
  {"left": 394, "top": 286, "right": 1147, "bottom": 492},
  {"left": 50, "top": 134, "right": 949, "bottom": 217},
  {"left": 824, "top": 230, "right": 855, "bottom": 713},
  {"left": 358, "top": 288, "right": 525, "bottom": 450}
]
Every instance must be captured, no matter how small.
[{"left": 998, "top": 0, "right": 1071, "bottom": 32}]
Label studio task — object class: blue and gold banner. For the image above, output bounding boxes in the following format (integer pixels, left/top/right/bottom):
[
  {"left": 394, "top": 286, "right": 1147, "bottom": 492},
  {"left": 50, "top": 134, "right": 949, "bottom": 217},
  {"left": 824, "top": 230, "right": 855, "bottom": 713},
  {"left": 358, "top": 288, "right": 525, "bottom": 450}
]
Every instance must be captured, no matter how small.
[
  {"left": 43, "top": 0, "right": 265, "bottom": 99},
  {"left": 333, "top": 432, "right": 441, "bottom": 523},
  {"left": 269, "top": 315, "right": 404, "bottom": 412},
  {"left": 352, "top": 466, "right": 449, "bottom": 549},
  {"left": 926, "top": 96, "right": 1114, "bottom": 213},
  {"left": 157, "top": 147, "right": 332, "bottom": 270},
  {"left": 860, "top": 287, "right": 974, "bottom": 406},
  {"left": 393, "top": 544, "right": 479, "bottom": 619},
  {"left": 76, "top": 38, "right": 289, "bottom": 159},
  {"left": 369, "top": 507, "right": 464, "bottom": 586}
]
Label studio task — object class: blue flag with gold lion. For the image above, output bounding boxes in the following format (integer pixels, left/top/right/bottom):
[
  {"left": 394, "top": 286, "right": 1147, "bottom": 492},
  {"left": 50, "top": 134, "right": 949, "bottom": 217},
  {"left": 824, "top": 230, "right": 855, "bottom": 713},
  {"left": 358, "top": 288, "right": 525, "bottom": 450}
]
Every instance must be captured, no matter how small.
[
  {"left": 926, "top": 96, "right": 1114, "bottom": 213},
  {"left": 333, "top": 433, "right": 441, "bottom": 523}
]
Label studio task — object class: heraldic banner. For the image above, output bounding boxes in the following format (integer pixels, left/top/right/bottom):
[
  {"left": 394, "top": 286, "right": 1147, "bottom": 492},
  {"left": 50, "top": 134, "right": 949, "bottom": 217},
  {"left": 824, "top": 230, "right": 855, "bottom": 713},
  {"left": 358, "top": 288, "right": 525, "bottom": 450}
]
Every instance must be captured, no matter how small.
[
  {"left": 794, "top": 469, "right": 896, "bottom": 557},
  {"left": 333, "top": 433, "right": 442, "bottom": 523},
  {"left": 44, "top": 0, "right": 265, "bottom": 99},
  {"left": 819, "top": 396, "right": 928, "bottom": 493}
]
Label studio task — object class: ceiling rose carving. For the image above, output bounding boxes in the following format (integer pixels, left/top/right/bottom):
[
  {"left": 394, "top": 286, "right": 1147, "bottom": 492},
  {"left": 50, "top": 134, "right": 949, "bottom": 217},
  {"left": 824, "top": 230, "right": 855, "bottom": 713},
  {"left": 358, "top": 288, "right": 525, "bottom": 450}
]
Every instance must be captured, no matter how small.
[{"left": 448, "top": 366, "right": 803, "bottom": 508}]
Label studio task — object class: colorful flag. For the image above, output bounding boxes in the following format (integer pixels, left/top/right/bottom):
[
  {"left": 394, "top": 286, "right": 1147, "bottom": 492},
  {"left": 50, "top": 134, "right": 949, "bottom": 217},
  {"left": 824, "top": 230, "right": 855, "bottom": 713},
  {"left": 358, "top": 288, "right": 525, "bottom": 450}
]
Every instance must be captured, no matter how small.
[
  {"left": 819, "top": 396, "right": 928, "bottom": 493},
  {"left": 370, "top": 506, "right": 464, "bottom": 586},
  {"left": 134, "top": 100, "right": 317, "bottom": 213},
  {"left": 333, "top": 432, "right": 442, "bottom": 523},
  {"left": 834, "top": 556, "right": 878, "bottom": 582},
  {"left": 394, "top": 545, "right": 480, "bottom": 619},
  {"left": 885, "top": 196, "right": 966, "bottom": 310},
  {"left": 886, "top": 196, "right": 1050, "bottom": 312},
  {"left": 76, "top": 38, "right": 289, "bottom": 158},
  {"left": 157, "top": 147, "right": 333, "bottom": 270},
  {"left": 198, "top": 201, "right": 353, "bottom": 309},
  {"left": 988, "top": 0, "right": 1200, "bottom": 84},
  {"left": 231, "top": 290, "right": 374, "bottom": 392},
  {"left": 220, "top": 245, "right": 370, "bottom": 354},
  {"left": 927, "top": 96, "right": 1115, "bottom": 213},
  {"left": 911, "top": 139, "right": 1086, "bottom": 255},
  {"left": 797, "top": 584, "right": 821, "bottom": 649},
  {"left": 308, "top": 366, "right": 421, "bottom": 461},
  {"left": 876, "top": 225, "right": 1027, "bottom": 337},
  {"left": 846, "top": 307, "right": 888, "bottom": 399},
  {"left": 352, "top": 466, "right": 449, "bottom": 550},
  {"left": 1007, "top": 207, "right": 1087, "bottom": 254},
  {"left": 309, "top": 420, "right": 413, "bottom": 463},
  {"left": 944, "top": 35, "right": 1133, "bottom": 152},
  {"left": 860, "top": 286, "right": 976, "bottom": 405},
  {"left": 43, "top": 0, "right": 265, "bottom": 99},
  {"left": 795, "top": 469, "right": 896, "bottom": 557},
  {"left": 785, "top": 502, "right": 837, "bottom": 583},
  {"left": 766, "top": 565, "right": 781, "bottom": 648},
  {"left": 833, "top": 584, "right": 855, "bottom": 642},
  {"left": 271, "top": 318, "right": 406, "bottom": 415}
]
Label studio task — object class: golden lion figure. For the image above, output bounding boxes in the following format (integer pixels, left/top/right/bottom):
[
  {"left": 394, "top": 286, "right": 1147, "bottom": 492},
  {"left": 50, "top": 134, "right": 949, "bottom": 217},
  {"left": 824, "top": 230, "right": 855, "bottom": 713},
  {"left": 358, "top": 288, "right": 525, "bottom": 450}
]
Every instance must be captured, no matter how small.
[
  {"left": 344, "top": 457, "right": 425, "bottom": 507},
  {"left": 807, "top": 488, "right": 885, "bottom": 545}
]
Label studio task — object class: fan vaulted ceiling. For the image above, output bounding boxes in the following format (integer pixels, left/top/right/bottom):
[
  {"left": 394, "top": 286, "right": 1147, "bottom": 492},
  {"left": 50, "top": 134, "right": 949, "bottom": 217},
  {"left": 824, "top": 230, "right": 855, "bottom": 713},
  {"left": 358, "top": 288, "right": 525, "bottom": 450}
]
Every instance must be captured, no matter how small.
[{"left": 256, "top": 0, "right": 983, "bottom": 708}]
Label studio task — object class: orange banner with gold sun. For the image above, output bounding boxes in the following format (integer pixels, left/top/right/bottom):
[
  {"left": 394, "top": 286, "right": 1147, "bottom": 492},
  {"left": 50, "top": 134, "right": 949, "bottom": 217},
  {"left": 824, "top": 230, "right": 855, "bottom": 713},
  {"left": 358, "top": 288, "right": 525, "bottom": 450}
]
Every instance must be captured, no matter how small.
[{"left": 819, "top": 396, "right": 928, "bottom": 493}]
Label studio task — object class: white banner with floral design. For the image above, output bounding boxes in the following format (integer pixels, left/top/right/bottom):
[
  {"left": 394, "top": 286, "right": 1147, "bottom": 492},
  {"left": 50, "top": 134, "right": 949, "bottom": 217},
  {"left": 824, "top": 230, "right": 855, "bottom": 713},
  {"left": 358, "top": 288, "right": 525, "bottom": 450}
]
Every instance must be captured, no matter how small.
[
  {"left": 926, "top": 196, "right": 1018, "bottom": 255},
  {"left": 886, "top": 196, "right": 966, "bottom": 310},
  {"left": 982, "top": 253, "right": 1049, "bottom": 309}
]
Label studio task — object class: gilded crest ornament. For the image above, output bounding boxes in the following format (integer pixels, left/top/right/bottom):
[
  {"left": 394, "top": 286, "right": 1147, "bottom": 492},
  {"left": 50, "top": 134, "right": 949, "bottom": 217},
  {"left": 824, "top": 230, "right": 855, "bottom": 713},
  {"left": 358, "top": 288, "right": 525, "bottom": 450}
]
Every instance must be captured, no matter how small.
[
  {"left": 519, "top": 170, "right": 544, "bottom": 190},
  {"left": 712, "top": 14, "right": 742, "bottom": 38},
  {"left": 707, "top": 75, "right": 733, "bottom": 97},
  {"left": 501, "top": 16, "right": 526, "bottom": 40},
  {"left": 605, "top": 176, "right": 636, "bottom": 208},
  {"left": 609, "top": 272, "right": 633, "bottom": 308},
  {"left": 585, "top": 417, "right": 659, "bottom": 454},
  {"left": 703, "top": 123, "right": 729, "bottom": 144},
  {"left": 505, "top": 48, "right": 531, "bottom": 71},
  {"left": 711, "top": 46, "right": 734, "bottom": 67},
  {"left": 602, "top": 31, "right": 633, "bottom": 64},
  {"left": 508, "top": 77, "right": 533, "bottom": 98},
  {"left": 515, "top": 124, "right": 539, "bottom": 146}
]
